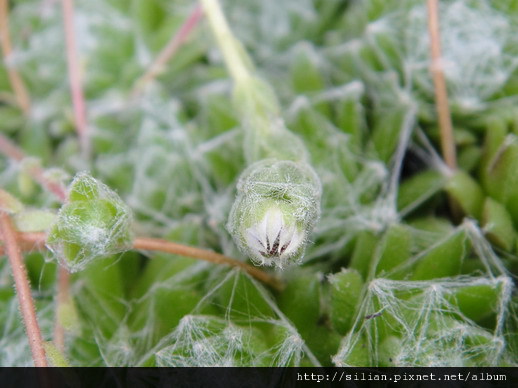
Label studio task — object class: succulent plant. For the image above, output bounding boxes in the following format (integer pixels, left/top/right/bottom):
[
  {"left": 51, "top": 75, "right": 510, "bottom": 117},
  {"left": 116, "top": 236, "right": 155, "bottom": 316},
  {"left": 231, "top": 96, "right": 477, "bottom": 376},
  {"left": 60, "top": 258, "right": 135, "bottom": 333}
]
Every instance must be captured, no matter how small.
[{"left": 0, "top": 0, "right": 517, "bottom": 368}]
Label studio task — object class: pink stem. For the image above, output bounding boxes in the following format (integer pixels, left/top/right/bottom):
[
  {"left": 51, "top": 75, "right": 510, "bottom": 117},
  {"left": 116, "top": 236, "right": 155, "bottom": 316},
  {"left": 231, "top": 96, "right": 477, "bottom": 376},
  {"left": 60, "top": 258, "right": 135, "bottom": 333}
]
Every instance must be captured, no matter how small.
[
  {"left": 0, "top": 135, "right": 69, "bottom": 350},
  {"left": 427, "top": 0, "right": 456, "bottom": 170},
  {"left": 0, "top": 134, "right": 67, "bottom": 202},
  {"left": 61, "top": 0, "right": 89, "bottom": 158},
  {"left": 53, "top": 268, "right": 70, "bottom": 352},
  {"left": 3, "top": 231, "right": 283, "bottom": 291},
  {"left": 132, "top": 5, "right": 203, "bottom": 97},
  {"left": 0, "top": 212, "right": 48, "bottom": 367},
  {"left": 0, "top": 0, "right": 31, "bottom": 115}
]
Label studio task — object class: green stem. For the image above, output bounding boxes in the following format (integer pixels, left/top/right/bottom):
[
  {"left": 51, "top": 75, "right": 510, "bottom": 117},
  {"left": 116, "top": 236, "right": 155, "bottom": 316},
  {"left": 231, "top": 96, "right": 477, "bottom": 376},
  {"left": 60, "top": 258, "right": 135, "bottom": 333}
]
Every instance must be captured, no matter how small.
[{"left": 201, "top": 0, "right": 252, "bottom": 83}]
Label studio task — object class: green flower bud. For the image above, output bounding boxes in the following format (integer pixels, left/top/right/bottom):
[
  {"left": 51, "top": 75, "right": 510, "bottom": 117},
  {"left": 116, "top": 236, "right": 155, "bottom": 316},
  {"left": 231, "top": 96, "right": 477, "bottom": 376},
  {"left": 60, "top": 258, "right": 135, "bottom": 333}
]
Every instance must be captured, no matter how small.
[
  {"left": 227, "top": 159, "right": 321, "bottom": 268},
  {"left": 47, "top": 173, "right": 133, "bottom": 272}
]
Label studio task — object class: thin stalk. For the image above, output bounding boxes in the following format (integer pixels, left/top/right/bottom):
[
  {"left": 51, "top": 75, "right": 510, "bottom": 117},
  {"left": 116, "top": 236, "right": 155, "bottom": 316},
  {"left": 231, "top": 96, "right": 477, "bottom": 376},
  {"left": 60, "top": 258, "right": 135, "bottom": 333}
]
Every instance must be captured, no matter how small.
[
  {"left": 0, "top": 134, "right": 69, "bottom": 349},
  {"left": 427, "top": 0, "right": 462, "bottom": 221},
  {"left": 61, "top": 0, "right": 90, "bottom": 158},
  {"left": 0, "top": 212, "right": 47, "bottom": 367},
  {"left": 201, "top": 0, "right": 252, "bottom": 83},
  {"left": 53, "top": 268, "right": 70, "bottom": 352},
  {"left": 1, "top": 231, "right": 49, "bottom": 255},
  {"left": 0, "top": 134, "right": 67, "bottom": 202},
  {"left": 133, "top": 237, "right": 282, "bottom": 290},
  {"left": 0, "top": 0, "right": 31, "bottom": 115},
  {"left": 6, "top": 231, "right": 283, "bottom": 291},
  {"left": 132, "top": 5, "right": 203, "bottom": 97},
  {"left": 427, "top": 0, "right": 456, "bottom": 170}
]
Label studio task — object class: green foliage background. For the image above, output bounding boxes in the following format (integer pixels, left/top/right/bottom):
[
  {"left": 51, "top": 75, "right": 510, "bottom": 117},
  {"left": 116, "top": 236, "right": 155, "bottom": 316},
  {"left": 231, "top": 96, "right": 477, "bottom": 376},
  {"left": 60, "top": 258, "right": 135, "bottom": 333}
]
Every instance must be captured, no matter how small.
[{"left": 1, "top": 0, "right": 517, "bottom": 366}]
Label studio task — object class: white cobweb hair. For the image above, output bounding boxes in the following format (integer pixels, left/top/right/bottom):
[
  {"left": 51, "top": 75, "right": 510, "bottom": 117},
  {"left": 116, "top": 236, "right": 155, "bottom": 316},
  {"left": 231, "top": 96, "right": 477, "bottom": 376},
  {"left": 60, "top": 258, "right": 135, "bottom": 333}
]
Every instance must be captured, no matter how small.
[
  {"left": 333, "top": 220, "right": 516, "bottom": 367},
  {"left": 404, "top": 0, "right": 518, "bottom": 112},
  {"left": 137, "top": 267, "right": 320, "bottom": 366}
]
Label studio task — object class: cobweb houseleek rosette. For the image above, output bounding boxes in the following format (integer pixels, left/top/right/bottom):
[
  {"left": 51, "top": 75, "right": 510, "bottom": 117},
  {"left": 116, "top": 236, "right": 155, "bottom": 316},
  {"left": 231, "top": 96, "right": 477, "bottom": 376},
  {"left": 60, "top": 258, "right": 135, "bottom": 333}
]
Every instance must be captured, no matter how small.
[{"left": 227, "top": 159, "right": 321, "bottom": 268}]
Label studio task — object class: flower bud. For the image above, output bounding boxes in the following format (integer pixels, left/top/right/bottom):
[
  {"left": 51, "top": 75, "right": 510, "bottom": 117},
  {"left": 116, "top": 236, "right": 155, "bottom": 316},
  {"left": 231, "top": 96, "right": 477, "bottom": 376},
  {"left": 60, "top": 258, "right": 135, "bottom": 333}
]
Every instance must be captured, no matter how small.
[
  {"left": 244, "top": 205, "right": 305, "bottom": 263},
  {"left": 227, "top": 159, "right": 321, "bottom": 268},
  {"left": 47, "top": 173, "right": 133, "bottom": 272}
]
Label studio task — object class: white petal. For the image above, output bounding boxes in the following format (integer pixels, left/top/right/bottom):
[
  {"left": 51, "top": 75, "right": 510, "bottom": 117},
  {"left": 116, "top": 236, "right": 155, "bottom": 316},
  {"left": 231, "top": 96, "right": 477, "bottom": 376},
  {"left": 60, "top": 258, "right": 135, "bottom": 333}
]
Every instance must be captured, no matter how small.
[
  {"left": 245, "top": 227, "right": 266, "bottom": 254},
  {"left": 257, "top": 213, "right": 269, "bottom": 247},
  {"left": 278, "top": 225, "right": 295, "bottom": 254},
  {"left": 264, "top": 208, "right": 284, "bottom": 251},
  {"left": 280, "top": 229, "right": 304, "bottom": 259}
]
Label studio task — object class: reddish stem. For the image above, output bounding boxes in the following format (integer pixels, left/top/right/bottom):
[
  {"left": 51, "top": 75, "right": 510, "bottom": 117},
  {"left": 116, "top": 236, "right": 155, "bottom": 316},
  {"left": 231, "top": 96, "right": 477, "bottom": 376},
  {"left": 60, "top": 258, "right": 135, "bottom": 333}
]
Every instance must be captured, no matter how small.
[
  {"left": 427, "top": 0, "right": 462, "bottom": 221},
  {"left": 427, "top": 0, "right": 456, "bottom": 170},
  {"left": 0, "top": 212, "right": 47, "bottom": 367},
  {"left": 0, "top": 134, "right": 67, "bottom": 202},
  {"left": 131, "top": 5, "right": 203, "bottom": 97},
  {"left": 0, "top": 0, "right": 31, "bottom": 115},
  {"left": 53, "top": 268, "right": 70, "bottom": 352},
  {"left": 61, "top": 0, "right": 89, "bottom": 158},
  {"left": 133, "top": 237, "right": 282, "bottom": 290},
  {"left": 0, "top": 134, "right": 70, "bottom": 349},
  {"left": 0, "top": 134, "right": 69, "bottom": 348},
  {"left": 4, "top": 231, "right": 283, "bottom": 291}
]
